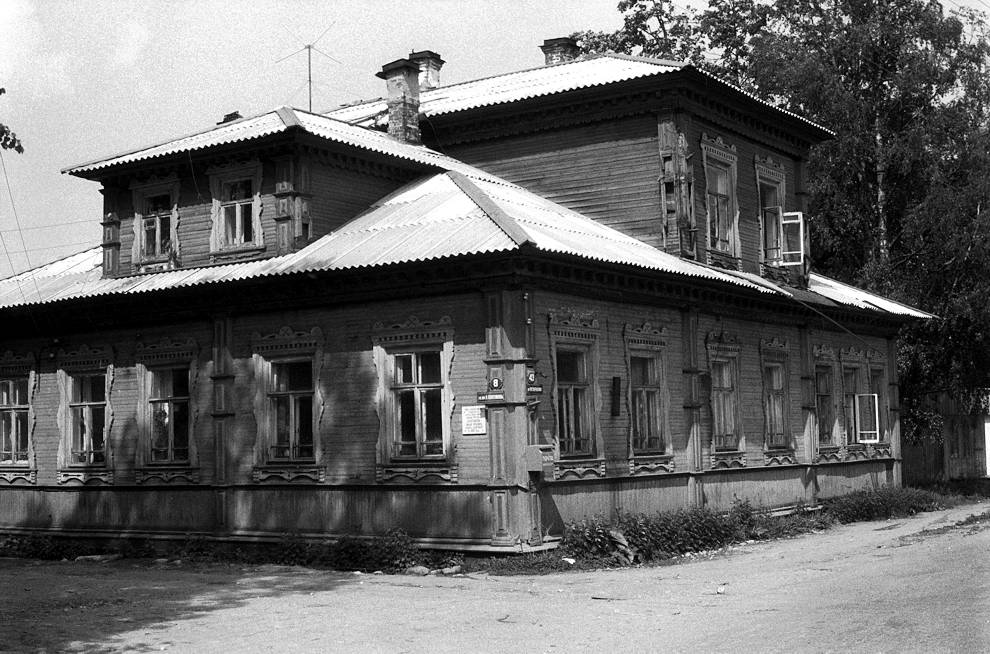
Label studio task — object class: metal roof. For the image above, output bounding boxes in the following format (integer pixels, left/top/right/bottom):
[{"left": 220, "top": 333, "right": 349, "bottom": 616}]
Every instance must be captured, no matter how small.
[
  {"left": 327, "top": 54, "right": 832, "bottom": 135},
  {"left": 0, "top": 171, "right": 927, "bottom": 321},
  {"left": 62, "top": 107, "right": 503, "bottom": 178}
]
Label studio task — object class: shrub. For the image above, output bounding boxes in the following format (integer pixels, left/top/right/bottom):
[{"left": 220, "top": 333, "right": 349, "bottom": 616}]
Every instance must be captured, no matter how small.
[{"left": 822, "top": 486, "right": 942, "bottom": 523}]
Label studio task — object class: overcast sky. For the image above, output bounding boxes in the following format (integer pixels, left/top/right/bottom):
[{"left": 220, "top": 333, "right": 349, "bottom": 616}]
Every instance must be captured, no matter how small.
[{"left": 0, "top": 0, "right": 985, "bottom": 278}]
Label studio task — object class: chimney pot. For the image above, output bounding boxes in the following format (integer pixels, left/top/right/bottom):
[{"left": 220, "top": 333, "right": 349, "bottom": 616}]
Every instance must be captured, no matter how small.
[
  {"left": 377, "top": 58, "right": 421, "bottom": 143},
  {"left": 408, "top": 50, "right": 445, "bottom": 91},
  {"left": 540, "top": 37, "right": 580, "bottom": 65},
  {"left": 218, "top": 111, "right": 242, "bottom": 125}
]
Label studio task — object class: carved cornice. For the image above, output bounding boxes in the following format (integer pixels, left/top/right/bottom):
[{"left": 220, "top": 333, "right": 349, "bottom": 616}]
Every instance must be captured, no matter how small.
[
  {"left": 57, "top": 344, "right": 112, "bottom": 371},
  {"left": 710, "top": 451, "right": 746, "bottom": 469},
  {"left": 813, "top": 344, "right": 836, "bottom": 360},
  {"left": 548, "top": 308, "right": 599, "bottom": 330},
  {"left": 0, "top": 468, "right": 36, "bottom": 484},
  {"left": 0, "top": 351, "right": 33, "bottom": 375},
  {"left": 553, "top": 459, "right": 606, "bottom": 480},
  {"left": 760, "top": 336, "right": 788, "bottom": 353},
  {"left": 372, "top": 316, "right": 453, "bottom": 346},
  {"left": 135, "top": 468, "right": 200, "bottom": 484},
  {"left": 764, "top": 451, "right": 797, "bottom": 466},
  {"left": 252, "top": 466, "right": 326, "bottom": 483},
  {"left": 706, "top": 330, "right": 741, "bottom": 356},
  {"left": 58, "top": 469, "right": 114, "bottom": 485},
  {"left": 624, "top": 322, "right": 667, "bottom": 349},
  {"left": 252, "top": 326, "right": 323, "bottom": 356},
  {"left": 136, "top": 337, "right": 197, "bottom": 364}
]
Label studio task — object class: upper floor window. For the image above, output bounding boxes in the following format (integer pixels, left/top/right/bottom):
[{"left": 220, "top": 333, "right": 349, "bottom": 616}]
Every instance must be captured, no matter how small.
[
  {"left": 131, "top": 176, "right": 180, "bottom": 266},
  {"left": 148, "top": 367, "right": 190, "bottom": 464},
  {"left": 0, "top": 378, "right": 29, "bottom": 464},
  {"left": 701, "top": 134, "right": 738, "bottom": 257},
  {"left": 760, "top": 182, "right": 783, "bottom": 264},
  {"left": 69, "top": 373, "right": 107, "bottom": 465},
  {"left": 209, "top": 161, "right": 264, "bottom": 254},
  {"left": 269, "top": 360, "right": 315, "bottom": 461},
  {"left": 221, "top": 179, "right": 255, "bottom": 247},
  {"left": 556, "top": 348, "right": 592, "bottom": 457}
]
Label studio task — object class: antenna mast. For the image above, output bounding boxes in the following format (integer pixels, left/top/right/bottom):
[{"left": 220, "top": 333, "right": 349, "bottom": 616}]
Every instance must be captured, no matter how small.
[{"left": 275, "top": 22, "right": 340, "bottom": 112}]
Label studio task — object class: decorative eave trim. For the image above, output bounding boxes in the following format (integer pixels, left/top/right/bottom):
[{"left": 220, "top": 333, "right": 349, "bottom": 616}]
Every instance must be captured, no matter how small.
[
  {"left": 136, "top": 337, "right": 197, "bottom": 364},
  {"left": 57, "top": 344, "right": 113, "bottom": 371},
  {"left": 0, "top": 351, "right": 34, "bottom": 376},
  {"left": 372, "top": 315, "right": 453, "bottom": 346},
  {"left": 252, "top": 326, "right": 324, "bottom": 356}
]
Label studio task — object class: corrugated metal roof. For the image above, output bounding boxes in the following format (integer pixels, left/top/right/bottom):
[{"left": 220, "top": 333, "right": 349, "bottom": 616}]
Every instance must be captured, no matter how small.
[
  {"left": 327, "top": 54, "right": 832, "bottom": 135},
  {"left": 62, "top": 107, "right": 504, "bottom": 178},
  {"left": 0, "top": 171, "right": 927, "bottom": 322}
]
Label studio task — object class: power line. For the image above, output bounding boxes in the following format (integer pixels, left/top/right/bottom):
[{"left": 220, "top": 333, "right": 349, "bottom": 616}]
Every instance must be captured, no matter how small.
[{"left": 0, "top": 150, "right": 42, "bottom": 300}]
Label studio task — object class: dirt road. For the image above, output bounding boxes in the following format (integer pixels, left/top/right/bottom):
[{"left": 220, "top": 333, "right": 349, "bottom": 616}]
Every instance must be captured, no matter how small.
[{"left": 2, "top": 501, "right": 988, "bottom": 653}]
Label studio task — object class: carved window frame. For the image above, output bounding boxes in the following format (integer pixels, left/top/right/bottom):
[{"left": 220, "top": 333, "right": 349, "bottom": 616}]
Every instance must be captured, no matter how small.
[
  {"left": 548, "top": 310, "right": 604, "bottom": 478},
  {"left": 134, "top": 337, "right": 200, "bottom": 484},
  {"left": 56, "top": 345, "right": 114, "bottom": 485},
  {"left": 705, "top": 331, "right": 744, "bottom": 466},
  {"left": 701, "top": 134, "right": 739, "bottom": 259},
  {"left": 130, "top": 175, "right": 180, "bottom": 270},
  {"left": 837, "top": 347, "right": 886, "bottom": 447},
  {"left": 209, "top": 161, "right": 264, "bottom": 255},
  {"left": 624, "top": 323, "right": 674, "bottom": 475},
  {"left": 755, "top": 156, "right": 787, "bottom": 267},
  {"left": 760, "top": 337, "right": 792, "bottom": 453},
  {"left": 0, "top": 351, "right": 37, "bottom": 484},
  {"left": 372, "top": 317, "right": 457, "bottom": 483},
  {"left": 251, "top": 326, "right": 326, "bottom": 483}
]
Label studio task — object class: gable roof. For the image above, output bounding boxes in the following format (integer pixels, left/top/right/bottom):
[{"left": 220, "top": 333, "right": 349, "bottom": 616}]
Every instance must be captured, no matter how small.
[
  {"left": 0, "top": 170, "right": 929, "bottom": 321},
  {"left": 327, "top": 53, "right": 833, "bottom": 137},
  {"left": 62, "top": 107, "right": 501, "bottom": 179}
]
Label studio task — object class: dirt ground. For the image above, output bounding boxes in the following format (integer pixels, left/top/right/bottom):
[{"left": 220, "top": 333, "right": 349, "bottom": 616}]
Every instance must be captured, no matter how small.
[{"left": 2, "top": 501, "right": 989, "bottom": 654}]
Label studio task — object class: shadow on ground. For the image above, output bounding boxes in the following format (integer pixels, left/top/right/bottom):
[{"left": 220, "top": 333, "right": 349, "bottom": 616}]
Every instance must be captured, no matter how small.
[{"left": 0, "top": 557, "right": 354, "bottom": 653}]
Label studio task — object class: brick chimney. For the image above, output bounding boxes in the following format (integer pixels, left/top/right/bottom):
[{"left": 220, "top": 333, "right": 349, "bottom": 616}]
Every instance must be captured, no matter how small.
[
  {"left": 377, "top": 58, "right": 421, "bottom": 143},
  {"left": 408, "top": 50, "right": 444, "bottom": 91},
  {"left": 540, "top": 37, "right": 580, "bottom": 65}
]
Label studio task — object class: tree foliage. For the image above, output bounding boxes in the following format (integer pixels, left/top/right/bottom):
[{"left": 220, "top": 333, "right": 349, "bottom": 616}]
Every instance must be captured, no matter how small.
[
  {"left": 0, "top": 87, "right": 23, "bottom": 154},
  {"left": 577, "top": 1, "right": 990, "bottom": 423}
]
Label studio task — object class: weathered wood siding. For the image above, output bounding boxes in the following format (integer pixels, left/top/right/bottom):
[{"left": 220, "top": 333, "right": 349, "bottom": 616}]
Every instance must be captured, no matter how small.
[
  {"left": 446, "top": 116, "right": 666, "bottom": 250},
  {"left": 306, "top": 156, "right": 405, "bottom": 237}
]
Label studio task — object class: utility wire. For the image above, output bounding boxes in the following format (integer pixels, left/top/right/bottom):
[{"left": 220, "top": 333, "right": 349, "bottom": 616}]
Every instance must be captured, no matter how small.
[{"left": 0, "top": 150, "right": 42, "bottom": 301}]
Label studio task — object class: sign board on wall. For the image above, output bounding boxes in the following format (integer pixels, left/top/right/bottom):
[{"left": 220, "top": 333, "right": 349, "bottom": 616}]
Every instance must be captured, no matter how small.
[{"left": 462, "top": 405, "right": 487, "bottom": 435}]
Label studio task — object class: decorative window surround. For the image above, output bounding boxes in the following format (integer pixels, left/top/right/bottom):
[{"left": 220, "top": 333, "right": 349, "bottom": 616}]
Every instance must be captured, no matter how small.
[
  {"left": 56, "top": 345, "right": 114, "bottom": 485},
  {"left": 837, "top": 346, "right": 887, "bottom": 447},
  {"left": 548, "top": 309, "right": 604, "bottom": 478},
  {"left": 208, "top": 161, "right": 264, "bottom": 260},
  {"left": 760, "top": 336, "right": 794, "bottom": 463},
  {"left": 251, "top": 326, "right": 325, "bottom": 483},
  {"left": 755, "top": 155, "right": 787, "bottom": 271},
  {"left": 373, "top": 316, "right": 455, "bottom": 483},
  {"left": 705, "top": 330, "right": 744, "bottom": 467},
  {"left": 0, "top": 351, "right": 37, "bottom": 484},
  {"left": 624, "top": 322, "right": 673, "bottom": 475},
  {"left": 130, "top": 175, "right": 180, "bottom": 271},
  {"left": 135, "top": 337, "right": 200, "bottom": 485},
  {"left": 701, "top": 134, "right": 739, "bottom": 264}
]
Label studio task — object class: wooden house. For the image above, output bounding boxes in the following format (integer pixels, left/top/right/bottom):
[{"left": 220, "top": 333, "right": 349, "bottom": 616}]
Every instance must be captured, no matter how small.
[{"left": 0, "top": 39, "right": 929, "bottom": 550}]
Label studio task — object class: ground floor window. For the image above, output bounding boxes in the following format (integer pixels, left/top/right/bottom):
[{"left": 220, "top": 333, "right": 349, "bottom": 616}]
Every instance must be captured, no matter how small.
[
  {"left": 0, "top": 378, "right": 29, "bottom": 464},
  {"left": 763, "top": 362, "right": 787, "bottom": 449},
  {"left": 391, "top": 351, "right": 444, "bottom": 459},
  {"left": 711, "top": 359, "right": 738, "bottom": 451},
  {"left": 556, "top": 348, "right": 592, "bottom": 457},
  {"left": 815, "top": 366, "right": 834, "bottom": 444},
  {"left": 630, "top": 355, "right": 664, "bottom": 453},
  {"left": 148, "top": 367, "right": 190, "bottom": 463},
  {"left": 69, "top": 373, "right": 106, "bottom": 465},
  {"left": 269, "top": 360, "right": 315, "bottom": 461}
]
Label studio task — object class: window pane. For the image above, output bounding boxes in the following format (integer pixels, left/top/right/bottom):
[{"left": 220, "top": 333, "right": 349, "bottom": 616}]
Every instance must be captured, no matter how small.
[
  {"left": 15, "top": 411, "right": 27, "bottom": 458},
  {"left": 159, "top": 215, "right": 171, "bottom": 252},
  {"left": 419, "top": 352, "right": 441, "bottom": 384},
  {"left": 151, "top": 402, "right": 170, "bottom": 457},
  {"left": 707, "top": 164, "right": 729, "bottom": 194},
  {"left": 14, "top": 379, "right": 27, "bottom": 404},
  {"left": 83, "top": 375, "right": 105, "bottom": 403},
  {"left": 766, "top": 364, "right": 783, "bottom": 391},
  {"left": 223, "top": 180, "right": 251, "bottom": 202},
  {"left": 172, "top": 401, "right": 189, "bottom": 457},
  {"left": 397, "top": 390, "right": 416, "bottom": 455},
  {"left": 556, "top": 350, "right": 583, "bottom": 383},
  {"left": 171, "top": 368, "right": 189, "bottom": 397},
  {"left": 759, "top": 183, "right": 778, "bottom": 208},
  {"left": 146, "top": 194, "right": 170, "bottom": 214},
  {"left": 241, "top": 206, "right": 253, "bottom": 242},
  {"left": 224, "top": 205, "right": 237, "bottom": 243},
  {"left": 91, "top": 407, "right": 106, "bottom": 463},
  {"left": 296, "top": 396, "right": 313, "bottom": 447},
  {"left": 144, "top": 218, "right": 157, "bottom": 254},
  {"left": 630, "top": 357, "right": 652, "bottom": 386},
  {"left": 0, "top": 413, "right": 10, "bottom": 460},
  {"left": 287, "top": 361, "right": 312, "bottom": 391},
  {"left": 274, "top": 396, "right": 290, "bottom": 447},
  {"left": 857, "top": 395, "right": 878, "bottom": 433},
  {"left": 395, "top": 355, "right": 414, "bottom": 384},
  {"left": 423, "top": 388, "right": 443, "bottom": 455}
]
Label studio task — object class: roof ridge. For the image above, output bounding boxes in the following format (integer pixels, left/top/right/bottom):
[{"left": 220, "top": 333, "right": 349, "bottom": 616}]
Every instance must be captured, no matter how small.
[{"left": 446, "top": 171, "right": 534, "bottom": 247}]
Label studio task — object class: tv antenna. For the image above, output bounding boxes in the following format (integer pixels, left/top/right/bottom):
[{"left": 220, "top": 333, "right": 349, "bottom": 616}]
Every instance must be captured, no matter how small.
[{"left": 275, "top": 21, "right": 341, "bottom": 112}]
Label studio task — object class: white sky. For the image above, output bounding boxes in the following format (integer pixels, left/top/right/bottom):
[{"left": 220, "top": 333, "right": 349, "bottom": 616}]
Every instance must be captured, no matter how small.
[{"left": 0, "top": 0, "right": 985, "bottom": 278}]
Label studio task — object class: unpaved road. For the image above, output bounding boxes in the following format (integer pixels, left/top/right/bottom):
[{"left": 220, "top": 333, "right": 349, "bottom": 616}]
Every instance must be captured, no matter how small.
[{"left": 2, "top": 501, "right": 989, "bottom": 654}]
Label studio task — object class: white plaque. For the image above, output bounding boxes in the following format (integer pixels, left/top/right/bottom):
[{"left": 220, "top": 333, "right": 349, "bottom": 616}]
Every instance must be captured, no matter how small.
[{"left": 462, "top": 405, "right": 487, "bottom": 435}]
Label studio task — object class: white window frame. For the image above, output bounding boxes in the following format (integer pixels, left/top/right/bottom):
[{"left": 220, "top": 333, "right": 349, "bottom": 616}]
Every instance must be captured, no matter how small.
[
  {"left": 209, "top": 161, "right": 264, "bottom": 253},
  {"left": 0, "top": 376, "right": 30, "bottom": 465},
  {"left": 780, "top": 211, "right": 806, "bottom": 267},
  {"left": 854, "top": 393, "right": 881, "bottom": 443},
  {"left": 701, "top": 134, "right": 739, "bottom": 257},
  {"left": 372, "top": 318, "right": 454, "bottom": 467},
  {"left": 131, "top": 177, "right": 180, "bottom": 266},
  {"left": 755, "top": 156, "right": 787, "bottom": 266}
]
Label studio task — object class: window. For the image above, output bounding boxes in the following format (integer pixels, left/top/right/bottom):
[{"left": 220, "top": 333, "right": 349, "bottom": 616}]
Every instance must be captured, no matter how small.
[
  {"left": 869, "top": 367, "right": 886, "bottom": 440},
  {"left": 764, "top": 363, "right": 787, "bottom": 449},
  {"left": 142, "top": 193, "right": 173, "bottom": 259},
  {"left": 556, "top": 348, "right": 592, "bottom": 457},
  {"left": 221, "top": 179, "right": 255, "bottom": 247},
  {"left": 815, "top": 366, "right": 834, "bottom": 444},
  {"left": 843, "top": 367, "right": 881, "bottom": 444},
  {"left": 148, "top": 368, "right": 190, "bottom": 463},
  {"left": 0, "top": 378, "right": 29, "bottom": 464},
  {"left": 706, "top": 162, "right": 733, "bottom": 252},
  {"left": 760, "top": 182, "right": 783, "bottom": 264},
  {"left": 780, "top": 212, "right": 805, "bottom": 266},
  {"left": 711, "top": 359, "right": 738, "bottom": 451},
  {"left": 630, "top": 355, "right": 663, "bottom": 453},
  {"left": 69, "top": 373, "right": 106, "bottom": 465},
  {"left": 390, "top": 351, "right": 444, "bottom": 458},
  {"left": 269, "top": 360, "right": 314, "bottom": 461}
]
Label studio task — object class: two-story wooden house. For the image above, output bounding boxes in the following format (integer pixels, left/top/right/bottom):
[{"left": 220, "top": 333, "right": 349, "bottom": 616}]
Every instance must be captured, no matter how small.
[{"left": 0, "top": 39, "right": 928, "bottom": 551}]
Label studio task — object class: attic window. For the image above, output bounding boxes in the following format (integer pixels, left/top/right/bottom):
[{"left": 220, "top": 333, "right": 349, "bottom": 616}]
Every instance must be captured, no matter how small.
[
  {"left": 143, "top": 194, "right": 172, "bottom": 259},
  {"left": 131, "top": 176, "right": 180, "bottom": 268},
  {"left": 222, "top": 179, "right": 254, "bottom": 246},
  {"left": 209, "top": 161, "right": 264, "bottom": 255}
]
